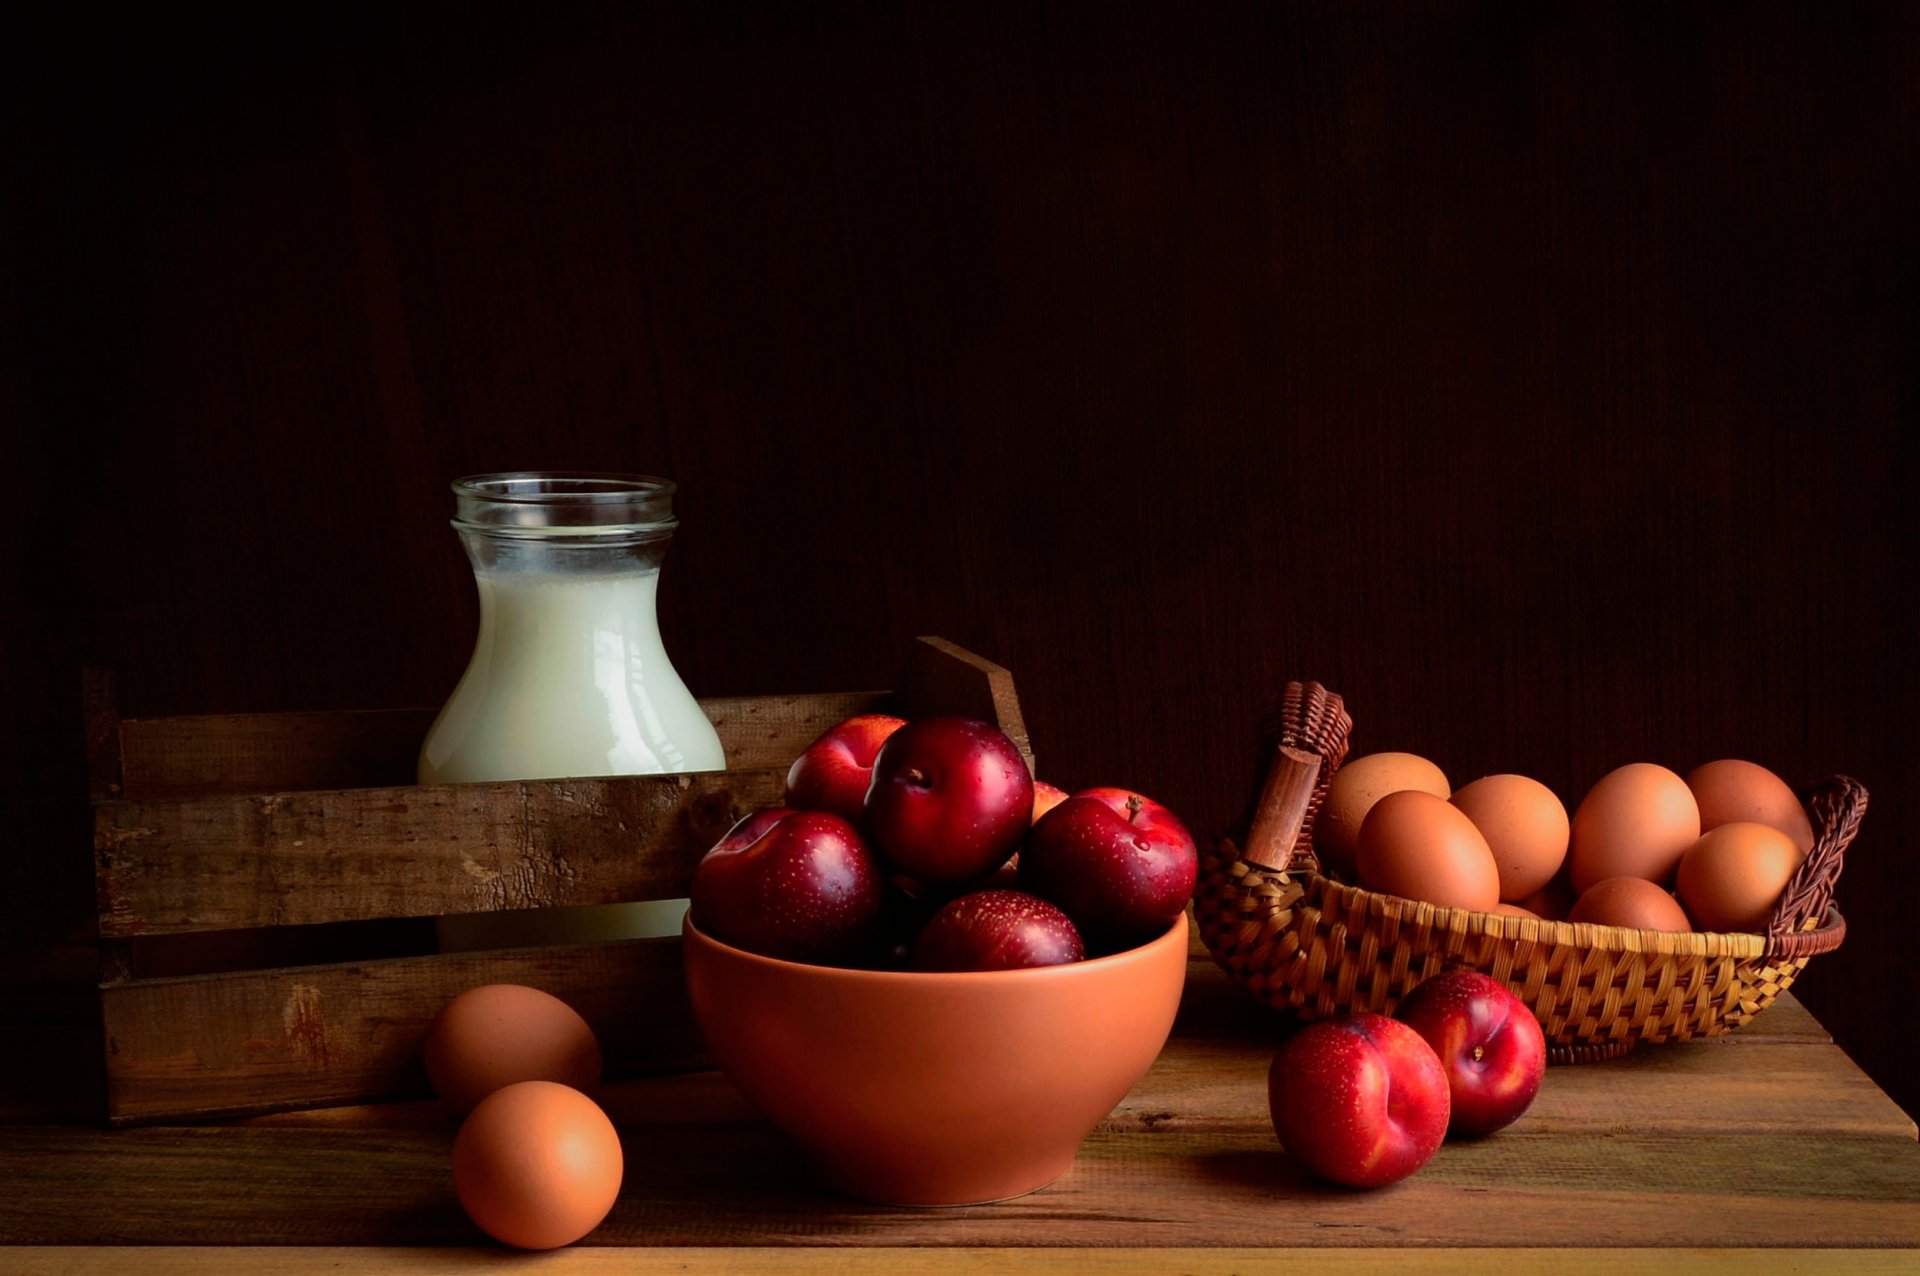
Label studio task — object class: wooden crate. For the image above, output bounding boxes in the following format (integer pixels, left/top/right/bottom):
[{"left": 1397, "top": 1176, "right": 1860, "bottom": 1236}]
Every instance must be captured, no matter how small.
[{"left": 87, "top": 636, "right": 1031, "bottom": 1126}]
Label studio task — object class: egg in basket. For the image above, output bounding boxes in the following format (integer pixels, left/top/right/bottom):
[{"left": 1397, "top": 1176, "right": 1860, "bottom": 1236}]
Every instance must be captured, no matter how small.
[{"left": 1193, "top": 681, "right": 1863, "bottom": 1063}]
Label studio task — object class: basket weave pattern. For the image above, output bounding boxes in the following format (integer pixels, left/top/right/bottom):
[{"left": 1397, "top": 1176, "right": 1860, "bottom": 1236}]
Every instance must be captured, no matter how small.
[{"left": 1195, "top": 682, "right": 1865, "bottom": 1063}]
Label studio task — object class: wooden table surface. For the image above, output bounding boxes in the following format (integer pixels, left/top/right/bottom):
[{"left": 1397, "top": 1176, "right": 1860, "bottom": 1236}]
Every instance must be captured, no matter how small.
[{"left": 4, "top": 926, "right": 1918, "bottom": 1274}]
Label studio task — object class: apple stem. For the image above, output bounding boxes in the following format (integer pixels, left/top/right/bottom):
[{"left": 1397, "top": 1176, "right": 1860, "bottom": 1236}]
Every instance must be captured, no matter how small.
[
  {"left": 1472, "top": 1045, "right": 1484, "bottom": 1063},
  {"left": 1126, "top": 794, "right": 1144, "bottom": 822}
]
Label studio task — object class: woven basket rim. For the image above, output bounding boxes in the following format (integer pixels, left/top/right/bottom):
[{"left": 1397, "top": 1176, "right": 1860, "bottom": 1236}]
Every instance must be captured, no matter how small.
[{"left": 1269, "top": 856, "right": 1846, "bottom": 959}]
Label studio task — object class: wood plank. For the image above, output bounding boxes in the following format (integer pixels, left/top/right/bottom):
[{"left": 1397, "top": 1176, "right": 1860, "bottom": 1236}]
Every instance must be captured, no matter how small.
[
  {"left": 94, "top": 768, "right": 788, "bottom": 936},
  {"left": 98, "top": 938, "right": 704, "bottom": 1125},
  {"left": 112, "top": 693, "right": 890, "bottom": 800},
  {"left": 118, "top": 708, "right": 440, "bottom": 800},
  {"left": 7, "top": 1250, "right": 1920, "bottom": 1276},
  {"left": 897, "top": 637, "right": 1035, "bottom": 773},
  {"left": 701, "top": 691, "right": 892, "bottom": 771},
  {"left": 3, "top": 1097, "right": 1917, "bottom": 1247},
  {"left": 1112, "top": 1036, "right": 1920, "bottom": 1144},
  {"left": 102, "top": 630, "right": 999, "bottom": 802},
  {"left": 5, "top": 981, "right": 1919, "bottom": 1248}
]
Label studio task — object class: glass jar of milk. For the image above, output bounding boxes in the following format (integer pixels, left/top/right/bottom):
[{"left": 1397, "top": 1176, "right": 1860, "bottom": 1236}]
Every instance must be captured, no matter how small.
[{"left": 419, "top": 472, "right": 726, "bottom": 949}]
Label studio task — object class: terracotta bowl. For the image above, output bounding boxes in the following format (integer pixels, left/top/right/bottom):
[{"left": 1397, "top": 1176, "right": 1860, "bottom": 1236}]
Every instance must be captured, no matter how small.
[{"left": 682, "top": 912, "right": 1189, "bottom": 1206}]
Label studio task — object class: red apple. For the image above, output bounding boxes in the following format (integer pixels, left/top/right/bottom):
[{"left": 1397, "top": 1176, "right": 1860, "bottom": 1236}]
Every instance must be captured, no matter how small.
[
  {"left": 785, "top": 714, "right": 908, "bottom": 824},
  {"left": 1393, "top": 970, "right": 1546, "bottom": 1137},
  {"left": 1017, "top": 787, "right": 1198, "bottom": 948},
  {"left": 689, "top": 807, "right": 886, "bottom": 964},
  {"left": 948, "top": 782, "right": 1063, "bottom": 895},
  {"left": 1031, "top": 781, "right": 1069, "bottom": 824},
  {"left": 910, "top": 889, "right": 1085, "bottom": 972},
  {"left": 862, "top": 717, "right": 1034, "bottom": 886},
  {"left": 1267, "top": 1013, "right": 1450, "bottom": 1189}
]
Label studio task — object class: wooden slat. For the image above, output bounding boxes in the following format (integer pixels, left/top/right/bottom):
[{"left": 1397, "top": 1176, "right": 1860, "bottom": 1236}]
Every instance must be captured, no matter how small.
[
  {"left": 6, "top": 1249, "right": 1920, "bottom": 1276},
  {"left": 94, "top": 768, "right": 788, "bottom": 937},
  {"left": 700, "top": 690, "right": 891, "bottom": 771},
  {"left": 99, "top": 939, "right": 701, "bottom": 1125},
  {"left": 897, "top": 637, "right": 1035, "bottom": 772},
  {"left": 111, "top": 692, "right": 892, "bottom": 800},
  {"left": 117, "top": 708, "right": 439, "bottom": 799}
]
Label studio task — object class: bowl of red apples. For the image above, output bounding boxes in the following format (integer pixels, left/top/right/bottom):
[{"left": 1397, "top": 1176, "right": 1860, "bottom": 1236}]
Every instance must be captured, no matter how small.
[{"left": 683, "top": 714, "right": 1196, "bottom": 1206}]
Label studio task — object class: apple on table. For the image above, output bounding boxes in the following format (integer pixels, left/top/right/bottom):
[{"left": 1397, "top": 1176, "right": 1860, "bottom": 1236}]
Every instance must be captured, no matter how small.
[
  {"left": 1393, "top": 969, "right": 1546, "bottom": 1138},
  {"left": 1267, "top": 1012, "right": 1450, "bottom": 1189}
]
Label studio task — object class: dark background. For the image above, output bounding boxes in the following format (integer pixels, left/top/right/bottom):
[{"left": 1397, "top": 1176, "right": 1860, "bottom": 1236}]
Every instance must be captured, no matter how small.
[{"left": 6, "top": 3, "right": 1915, "bottom": 1118}]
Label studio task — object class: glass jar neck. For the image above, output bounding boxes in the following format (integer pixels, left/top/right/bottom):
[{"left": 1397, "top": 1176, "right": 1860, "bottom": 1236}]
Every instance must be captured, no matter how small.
[{"left": 449, "top": 472, "right": 679, "bottom": 573}]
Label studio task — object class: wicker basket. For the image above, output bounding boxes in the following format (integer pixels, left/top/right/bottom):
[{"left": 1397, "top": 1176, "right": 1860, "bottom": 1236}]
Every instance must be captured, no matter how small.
[{"left": 1193, "top": 681, "right": 1865, "bottom": 1063}]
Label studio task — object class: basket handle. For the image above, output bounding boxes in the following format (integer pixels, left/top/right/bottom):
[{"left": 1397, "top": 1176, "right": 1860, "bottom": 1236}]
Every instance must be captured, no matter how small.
[
  {"left": 1763, "top": 774, "right": 1866, "bottom": 959},
  {"left": 1230, "top": 680, "right": 1352, "bottom": 875},
  {"left": 1243, "top": 746, "right": 1321, "bottom": 872},
  {"left": 1769, "top": 904, "right": 1846, "bottom": 960}
]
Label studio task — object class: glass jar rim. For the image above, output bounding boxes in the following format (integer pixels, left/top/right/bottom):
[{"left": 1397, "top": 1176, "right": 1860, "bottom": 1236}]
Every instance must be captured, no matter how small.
[{"left": 450, "top": 471, "right": 679, "bottom": 542}]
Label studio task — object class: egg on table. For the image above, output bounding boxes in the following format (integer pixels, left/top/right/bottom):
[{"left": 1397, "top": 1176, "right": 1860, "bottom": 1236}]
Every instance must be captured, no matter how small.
[
  {"left": 424, "top": 983, "right": 604, "bottom": 1113},
  {"left": 453, "top": 1079, "right": 624, "bottom": 1249}
]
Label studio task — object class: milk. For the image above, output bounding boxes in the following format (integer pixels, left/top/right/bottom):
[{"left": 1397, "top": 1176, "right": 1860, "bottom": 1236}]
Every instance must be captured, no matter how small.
[{"left": 421, "top": 566, "right": 725, "bottom": 947}]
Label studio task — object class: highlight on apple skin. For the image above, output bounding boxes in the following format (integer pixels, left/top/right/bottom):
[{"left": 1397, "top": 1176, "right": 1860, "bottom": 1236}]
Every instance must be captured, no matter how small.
[
  {"left": 1393, "top": 969, "right": 1546, "bottom": 1138},
  {"left": 910, "top": 889, "right": 1085, "bottom": 972},
  {"left": 862, "top": 716, "right": 1035, "bottom": 887},
  {"left": 1266, "top": 1013, "right": 1450, "bottom": 1189},
  {"left": 689, "top": 807, "right": 888, "bottom": 964},
  {"left": 785, "top": 714, "right": 908, "bottom": 824},
  {"left": 1018, "top": 786, "right": 1198, "bottom": 950}
]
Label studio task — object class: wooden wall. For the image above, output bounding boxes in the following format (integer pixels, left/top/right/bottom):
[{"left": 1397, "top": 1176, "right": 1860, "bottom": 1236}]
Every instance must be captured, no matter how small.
[{"left": 7, "top": 3, "right": 1915, "bottom": 1117}]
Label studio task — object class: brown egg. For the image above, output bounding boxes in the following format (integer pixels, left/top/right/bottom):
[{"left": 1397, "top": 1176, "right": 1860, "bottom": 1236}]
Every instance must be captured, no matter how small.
[
  {"left": 1567, "top": 876, "right": 1693, "bottom": 932},
  {"left": 1316, "top": 752, "right": 1451, "bottom": 882},
  {"left": 453, "top": 1080, "right": 623, "bottom": 1249},
  {"left": 1675, "top": 822, "right": 1803, "bottom": 933},
  {"left": 424, "top": 984, "right": 604, "bottom": 1113},
  {"left": 1518, "top": 873, "right": 1576, "bottom": 921},
  {"left": 1355, "top": 789, "right": 1500, "bottom": 911},
  {"left": 1568, "top": 763, "right": 1700, "bottom": 893},
  {"left": 1490, "top": 902, "right": 1542, "bottom": 920},
  {"left": 1686, "top": 759, "right": 1815, "bottom": 857},
  {"left": 1450, "top": 774, "right": 1570, "bottom": 903}
]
